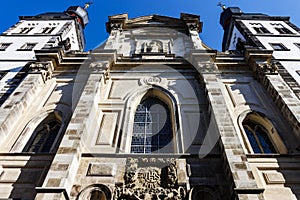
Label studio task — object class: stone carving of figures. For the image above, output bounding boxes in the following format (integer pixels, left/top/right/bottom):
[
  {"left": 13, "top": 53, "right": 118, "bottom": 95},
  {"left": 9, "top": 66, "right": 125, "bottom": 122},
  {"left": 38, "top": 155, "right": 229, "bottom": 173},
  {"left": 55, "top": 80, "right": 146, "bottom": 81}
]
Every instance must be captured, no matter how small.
[
  {"left": 167, "top": 163, "right": 177, "bottom": 188},
  {"left": 143, "top": 40, "right": 162, "bottom": 53},
  {"left": 150, "top": 41, "right": 159, "bottom": 52}
]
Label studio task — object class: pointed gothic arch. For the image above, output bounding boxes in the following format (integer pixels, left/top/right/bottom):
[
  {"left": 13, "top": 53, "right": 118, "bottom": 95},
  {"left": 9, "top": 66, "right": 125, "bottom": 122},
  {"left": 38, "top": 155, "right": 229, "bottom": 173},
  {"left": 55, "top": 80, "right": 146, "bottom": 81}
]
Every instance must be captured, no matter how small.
[
  {"left": 239, "top": 111, "right": 287, "bottom": 154},
  {"left": 23, "top": 111, "right": 64, "bottom": 153}
]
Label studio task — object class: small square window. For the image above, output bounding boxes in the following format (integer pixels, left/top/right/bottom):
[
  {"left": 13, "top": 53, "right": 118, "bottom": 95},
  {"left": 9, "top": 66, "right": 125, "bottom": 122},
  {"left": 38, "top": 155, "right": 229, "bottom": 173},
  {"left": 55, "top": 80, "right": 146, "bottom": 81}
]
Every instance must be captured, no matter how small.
[
  {"left": 269, "top": 43, "right": 289, "bottom": 51},
  {"left": 0, "top": 43, "right": 12, "bottom": 51},
  {"left": 17, "top": 43, "right": 37, "bottom": 51}
]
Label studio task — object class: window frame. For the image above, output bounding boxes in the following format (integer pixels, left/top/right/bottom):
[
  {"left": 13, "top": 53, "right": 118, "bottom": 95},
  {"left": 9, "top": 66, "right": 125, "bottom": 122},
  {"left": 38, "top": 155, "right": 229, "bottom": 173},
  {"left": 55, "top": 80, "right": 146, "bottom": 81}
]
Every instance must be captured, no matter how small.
[
  {"left": 250, "top": 23, "right": 270, "bottom": 34},
  {"left": 129, "top": 89, "right": 179, "bottom": 154},
  {"left": 271, "top": 23, "right": 294, "bottom": 34},
  {"left": 17, "top": 43, "right": 37, "bottom": 51},
  {"left": 269, "top": 43, "right": 289, "bottom": 51},
  {"left": 294, "top": 43, "right": 300, "bottom": 49},
  {"left": 238, "top": 112, "right": 287, "bottom": 155},
  {"left": 15, "top": 27, "right": 34, "bottom": 34},
  {"left": 131, "top": 97, "right": 174, "bottom": 154},
  {"left": 23, "top": 112, "right": 63, "bottom": 153},
  {"left": 37, "top": 27, "right": 56, "bottom": 34},
  {"left": 243, "top": 121, "right": 276, "bottom": 154},
  {"left": 0, "top": 43, "right": 12, "bottom": 51}
]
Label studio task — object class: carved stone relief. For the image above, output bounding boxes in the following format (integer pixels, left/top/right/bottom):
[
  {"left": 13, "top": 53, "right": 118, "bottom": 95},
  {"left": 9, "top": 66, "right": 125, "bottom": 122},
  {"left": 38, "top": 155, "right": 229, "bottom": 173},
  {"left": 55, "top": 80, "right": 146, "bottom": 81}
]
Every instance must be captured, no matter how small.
[
  {"left": 187, "top": 23, "right": 199, "bottom": 32},
  {"left": 29, "top": 62, "right": 54, "bottom": 81},
  {"left": 142, "top": 40, "right": 163, "bottom": 53},
  {"left": 256, "top": 62, "right": 278, "bottom": 75},
  {"left": 110, "top": 23, "right": 122, "bottom": 31},
  {"left": 89, "top": 61, "right": 110, "bottom": 82},
  {"left": 114, "top": 157, "right": 186, "bottom": 200},
  {"left": 139, "top": 76, "right": 168, "bottom": 87}
]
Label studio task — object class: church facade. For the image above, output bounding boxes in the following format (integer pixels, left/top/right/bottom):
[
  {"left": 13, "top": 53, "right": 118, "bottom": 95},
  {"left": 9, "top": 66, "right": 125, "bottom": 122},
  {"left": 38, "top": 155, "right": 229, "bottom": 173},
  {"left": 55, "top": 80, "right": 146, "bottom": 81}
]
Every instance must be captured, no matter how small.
[{"left": 0, "top": 5, "right": 299, "bottom": 200}]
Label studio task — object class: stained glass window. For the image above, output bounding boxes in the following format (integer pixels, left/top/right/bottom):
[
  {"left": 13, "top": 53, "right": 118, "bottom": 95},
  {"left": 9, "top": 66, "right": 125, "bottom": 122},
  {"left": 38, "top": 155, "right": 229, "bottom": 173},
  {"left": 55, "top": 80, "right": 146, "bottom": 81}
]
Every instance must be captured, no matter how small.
[
  {"left": 131, "top": 97, "right": 173, "bottom": 153},
  {"left": 243, "top": 120, "right": 276, "bottom": 154}
]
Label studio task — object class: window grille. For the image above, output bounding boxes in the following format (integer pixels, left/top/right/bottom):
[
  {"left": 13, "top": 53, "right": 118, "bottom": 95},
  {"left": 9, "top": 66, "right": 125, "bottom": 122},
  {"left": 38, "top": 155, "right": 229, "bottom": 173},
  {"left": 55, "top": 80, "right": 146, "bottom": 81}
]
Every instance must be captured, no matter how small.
[
  {"left": 131, "top": 97, "right": 173, "bottom": 153},
  {"left": 25, "top": 113, "right": 62, "bottom": 153},
  {"left": 18, "top": 43, "right": 37, "bottom": 51},
  {"left": 243, "top": 120, "right": 276, "bottom": 153}
]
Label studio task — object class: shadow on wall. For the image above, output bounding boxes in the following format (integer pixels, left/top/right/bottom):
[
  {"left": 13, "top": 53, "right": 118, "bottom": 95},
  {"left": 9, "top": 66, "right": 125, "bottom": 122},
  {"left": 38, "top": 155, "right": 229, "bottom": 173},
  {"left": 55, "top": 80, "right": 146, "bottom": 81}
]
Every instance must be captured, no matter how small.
[{"left": 7, "top": 71, "right": 82, "bottom": 198}]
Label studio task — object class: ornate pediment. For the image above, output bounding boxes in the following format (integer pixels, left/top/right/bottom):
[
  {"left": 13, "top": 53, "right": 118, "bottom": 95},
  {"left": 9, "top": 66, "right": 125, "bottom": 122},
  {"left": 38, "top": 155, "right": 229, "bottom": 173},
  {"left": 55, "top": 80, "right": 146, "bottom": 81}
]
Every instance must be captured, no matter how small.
[{"left": 106, "top": 13, "right": 202, "bottom": 33}]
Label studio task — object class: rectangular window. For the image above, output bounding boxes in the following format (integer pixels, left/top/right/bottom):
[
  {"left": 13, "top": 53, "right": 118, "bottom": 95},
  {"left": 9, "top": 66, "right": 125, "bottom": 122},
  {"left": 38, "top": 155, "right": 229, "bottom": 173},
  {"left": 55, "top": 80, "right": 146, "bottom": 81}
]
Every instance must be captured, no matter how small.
[
  {"left": 253, "top": 27, "right": 270, "bottom": 34},
  {"left": 18, "top": 43, "right": 37, "bottom": 51},
  {"left": 38, "top": 27, "right": 56, "bottom": 34},
  {"left": 269, "top": 43, "right": 289, "bottom": 51},
  {"left": 0, "top": 43, "right": 12, "bottom": 51},
  {"left": 250, "top": 23, "right": 270, "bottom": 34},
  {"left": 16, "top": 27, "right": 34, "bottom": 34},
  {"left": 271, "top": 23, "right": 293, "bottom": 34}
]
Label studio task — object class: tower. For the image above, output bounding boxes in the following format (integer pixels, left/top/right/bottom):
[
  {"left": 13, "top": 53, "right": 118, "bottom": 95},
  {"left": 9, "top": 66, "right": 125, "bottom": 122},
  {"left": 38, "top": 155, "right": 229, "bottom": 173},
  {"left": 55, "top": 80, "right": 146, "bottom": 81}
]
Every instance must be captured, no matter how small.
[
  {"left": 219, "top": 7, "right": 300, "bottom": 200},
  {"left": 0, "top": 6, "right": 89, "bottom": 199},
  {"left": 0, "top": 5, "right": 88, "bottom": 105}
]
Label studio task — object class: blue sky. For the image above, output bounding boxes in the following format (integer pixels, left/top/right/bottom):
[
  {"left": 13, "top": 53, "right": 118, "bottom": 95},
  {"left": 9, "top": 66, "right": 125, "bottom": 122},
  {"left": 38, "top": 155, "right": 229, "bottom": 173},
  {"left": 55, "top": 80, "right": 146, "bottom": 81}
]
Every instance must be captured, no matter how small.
[{"left": 1, "top": 0, "right": 300, "bottom": 51}]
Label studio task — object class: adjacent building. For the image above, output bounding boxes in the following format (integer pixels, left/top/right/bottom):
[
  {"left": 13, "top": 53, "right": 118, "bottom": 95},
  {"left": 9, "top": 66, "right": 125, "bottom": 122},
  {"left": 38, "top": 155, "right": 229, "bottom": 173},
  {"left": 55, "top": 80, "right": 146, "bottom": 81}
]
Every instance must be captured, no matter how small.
[{"left": 0, "top": 5, "right": 299, "bottom": 200}]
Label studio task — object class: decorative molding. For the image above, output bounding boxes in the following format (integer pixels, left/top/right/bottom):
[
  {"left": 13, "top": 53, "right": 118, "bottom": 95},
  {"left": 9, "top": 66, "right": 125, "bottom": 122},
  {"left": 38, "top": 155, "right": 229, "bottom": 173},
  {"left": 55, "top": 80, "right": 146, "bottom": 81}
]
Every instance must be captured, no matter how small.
[
  {"left": 114, "top": 157, "right": 186, "bottom": 199},
  {"left": 187, "top": 23, "right": 200, "bottom": 32},
  {"left": 140, "top": 76, "right": 168, "bottom": 87},
  {"left": 144, "top": 76, "right": 161, "bottom": 85},
  {"left": 110, "top": 23, "right": 122, "bottom": 31},
  {"left": 263, "top": 172, "right": 285, "bottom": 184},
  {"left": 89, "top": 61, "right": 110, "bottom": 71},
  {"left": 255, "top": 62, "right": 278, "bottom": 76},
  {"left": 29, "top": 62, "right": 54, "bottom": 81},
  {"left": 89, "top": 61, "right": 110, "bottom": 82}
]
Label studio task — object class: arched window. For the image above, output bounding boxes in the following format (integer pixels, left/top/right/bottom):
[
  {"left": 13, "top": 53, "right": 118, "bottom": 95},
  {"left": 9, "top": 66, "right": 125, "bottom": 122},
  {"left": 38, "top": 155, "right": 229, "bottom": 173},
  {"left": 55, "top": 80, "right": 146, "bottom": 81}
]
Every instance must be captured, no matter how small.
[
  {"left": 131, "top": 97, "right": 174, "bottom": 153},
  {"left": 242, "top": 112, "right": 278, "bottom": 154},
  {"left": 24, "top": 112, "right": 62, "bottom": 153}
]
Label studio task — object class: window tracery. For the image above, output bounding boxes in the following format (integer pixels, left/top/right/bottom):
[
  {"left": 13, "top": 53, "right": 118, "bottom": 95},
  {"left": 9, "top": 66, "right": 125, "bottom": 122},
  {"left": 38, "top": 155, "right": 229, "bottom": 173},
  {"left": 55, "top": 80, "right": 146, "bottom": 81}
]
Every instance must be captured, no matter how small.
[
  {"left": 131, "top": 97, "right": 173, "bottom": 153},
  {"left": 242, "top": 112, "right": 279, "bottom": 154},
  {"left": 24, "top": 112, "right": 62, "bottom": 153}
]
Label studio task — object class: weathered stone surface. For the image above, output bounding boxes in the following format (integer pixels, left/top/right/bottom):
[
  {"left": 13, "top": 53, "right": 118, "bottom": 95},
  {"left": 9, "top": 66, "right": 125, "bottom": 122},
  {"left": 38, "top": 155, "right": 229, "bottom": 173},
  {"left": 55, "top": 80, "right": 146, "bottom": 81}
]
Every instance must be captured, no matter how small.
[{"left": 87, "top": 163, "right": 116, "bottom": 176}]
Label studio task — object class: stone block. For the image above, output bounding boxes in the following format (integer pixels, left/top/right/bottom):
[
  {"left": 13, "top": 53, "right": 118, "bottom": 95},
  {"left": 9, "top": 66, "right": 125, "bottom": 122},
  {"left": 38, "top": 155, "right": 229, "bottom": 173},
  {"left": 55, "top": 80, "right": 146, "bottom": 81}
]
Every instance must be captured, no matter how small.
[
  {"left": 263, "top": 172, "right": 285, "bottom": 184},
  {"left": 87, "top": 163, "right": 116, "bottom": 176}
]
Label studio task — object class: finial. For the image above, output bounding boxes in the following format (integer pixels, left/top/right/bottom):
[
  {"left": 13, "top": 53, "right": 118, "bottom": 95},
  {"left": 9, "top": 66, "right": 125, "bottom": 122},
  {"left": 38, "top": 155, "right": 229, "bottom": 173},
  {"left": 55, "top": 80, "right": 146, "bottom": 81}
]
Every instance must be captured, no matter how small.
[
  {"left": 217, "top": 2, "right": 226, "bottom": 11},
  {"left": 84, "top": 2, "right": 93, "bottom": 10}
]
